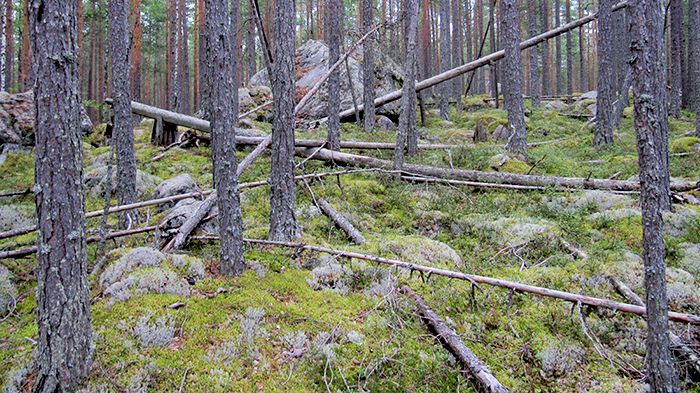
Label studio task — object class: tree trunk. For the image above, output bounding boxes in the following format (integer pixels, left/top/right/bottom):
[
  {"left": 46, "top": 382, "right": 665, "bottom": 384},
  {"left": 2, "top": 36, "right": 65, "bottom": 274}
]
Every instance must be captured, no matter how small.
[
  {"left": 362, "top": 0, "right": 375, "bottom": 131},
  {"left": 30, "top": 0, "right": 92, "bottom": 390},
  {"left": 578, "top": 0, "right": 587, "bottom": 92},
  {"left": 629, "top": 0, "right": 678, "bottom": 390},
  {"left": 565, "top": 0, "right": 573, "bottom": 98},
  {"left": 111, "top": 0, "right": 138, "bottom": 229},
  {"left": 130, "top": 0, "right": 142, "bottom": 102},
  {"left": 528, "top": 0, "right": 540, "bottom": 107},
  {"left": 502, "top": 0, "right": 527, "bottom": 158},
  {"left": 476, "top": 0, "right": 484, "bottom": 93},
  {"left": 3, "top": 0, "right": 11, "bottom": 91},
  {"left": 489, "top": 0, "right": 499, "bottom": 107},
  {"left": 555, "top": 0, "right": 562, "bottom": 95},
  {"left": 180, "top": 0, "right": 190, "bottom": 114},
  {"left": 395, "top": 0, "right": 419, "bottom": 170},
  {"left": 269, "top": 0, "right": 299, "bottom": 241},
  {"left": 691, "top": 0, "right": 700, "bottom": 136},
  {"left": 451, "top": 0, "right": 463, "bottom": 112},
  {"left": 438, "top": 0, "right": 450, "bottom": 119},
  {"left": 20, "top": 0, "right": 31, "bottom": 89},
  {"left": 540, "top": 0, "right": 549, "bottom": 96},
  {"left": 594, "top": 0, "right": 615, "bottom": 146},
  {"left": 168, "top": 0, "right": 180, "bottom": 112},
  {"left": 205, "top": 0, "right": 246, "bottom": 275},
  {"left": 420, "top": 0, "right": 431, "bottom": 96},
  {"left": 325, "top": 0, "right": 341, "bottom": 151},
  {"left": 0, "top": 0, "right": 5, "bottom": 92},
  {"left": 245, "top": 3, "right": 256, "bottom": 82},
  {"left": 669, "top": 0, "right": 682, "bottom": 118}
]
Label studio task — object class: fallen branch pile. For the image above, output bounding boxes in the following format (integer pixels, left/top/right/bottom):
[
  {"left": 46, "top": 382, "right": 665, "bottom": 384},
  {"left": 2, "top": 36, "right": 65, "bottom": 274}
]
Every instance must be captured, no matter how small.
[{"left": 401, "top": 286, "right": 510, "bottom": 392}]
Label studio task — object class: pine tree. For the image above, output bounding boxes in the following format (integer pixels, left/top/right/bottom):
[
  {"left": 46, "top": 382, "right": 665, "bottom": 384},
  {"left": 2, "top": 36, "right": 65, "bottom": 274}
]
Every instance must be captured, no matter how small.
[
  {"left": 362, "top": 0, "right": 376, "bottom": 130},
  {"left": 30, "top": 0, "right": 92, "bottom": 389},
  {"left": 502, "top": 0, "right": 527, "bottom": 157},
  {"left": 528, "top": 0, "right": 540, "bottom": 107},
  {"left": 395, "top": 0, "right": 419, "bottom": 170},
  {"left": 669, "top": 0, "right": 682, "bottom": 118},
  {"left": 325, "top": 0, "right": 341, "bottom": 150},
  {"left": 438, "top": 0, "right": 450, "bottom": 119}
]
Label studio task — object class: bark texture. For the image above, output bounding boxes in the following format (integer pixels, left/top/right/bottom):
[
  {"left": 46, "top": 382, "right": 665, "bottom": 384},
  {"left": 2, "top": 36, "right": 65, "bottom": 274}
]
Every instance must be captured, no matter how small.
[
  {"left": 528, "top": 0, "right": 540, "bottom": 107},
  {"left": 30, "top": 0, "right": 92, "bottom": 390},
  {"left": 540, "top": 0, "right": 549, "bottom": 96},
  {"left": 689, "top": 0, "right": 700, "bottom": 136},
  {"left": 565, "top": 0, "right": 573, "bottom": 98},
  {"left": 130, "top": 0, "right": 142, "bottom": 102},
  {"left": 269, "top": 0, "right": 299, "bottom": 241},
  {"left": 629, "top": 0, "right": 678, "bottom": 390},
  {"left": 451, "top": 0, "right": 463, "bottom": 112},
  {"left": 555, "top": 0, "right": 563, "bottom": 95},
  {"left": 111, "top": 0, "right": 138, "bottom": 229},
  {"left": 206, "top": 0, "right": 245, "bottom": 275},
  {"left": 438, "top": 0, "right": 450, "bottom": 119},
  {"left": 361, "top": 0, "right": 375, "bottom": 130},
  {"left": 325, "top": 0, "right": 341, "bottom": 150},
  {"left": 669, "top": 0, "right": 682, "bottom": 118},
  {"left": 501, "top": 0, "right": 527, "bottom": 157},
  {"left": 3, "top": 0, "right": 11, "bottom": 90},
  {"left": 395, "top": 0, "right": 419, "bottom": 170},
  {"left": 594, "top": 0, "right": 615, "bottom": 146}
]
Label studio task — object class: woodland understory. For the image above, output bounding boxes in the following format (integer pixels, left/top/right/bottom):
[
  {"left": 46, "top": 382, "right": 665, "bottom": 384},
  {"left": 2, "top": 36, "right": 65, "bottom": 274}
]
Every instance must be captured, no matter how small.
[{"left": 1, "top": 98, "right": 699, "bottom": 392}]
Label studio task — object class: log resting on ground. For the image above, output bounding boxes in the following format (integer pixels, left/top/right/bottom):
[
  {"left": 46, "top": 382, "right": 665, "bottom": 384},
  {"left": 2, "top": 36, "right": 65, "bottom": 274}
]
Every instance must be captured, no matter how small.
[
  {"left": 295, "top": 147, "right": 698, "bottom": 192},
  {"left": 401, "top": 286, "right": 510, "bottom": 392}
]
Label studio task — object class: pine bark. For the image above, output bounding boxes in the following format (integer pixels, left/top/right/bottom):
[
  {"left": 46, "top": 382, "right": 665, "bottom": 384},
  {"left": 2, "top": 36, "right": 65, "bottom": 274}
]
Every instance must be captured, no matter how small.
[
  {"left": 395, "top": 0, "right": 419, "bottom": 170},
  {"left": 528, "top": 0, "right": 540, "bottom": 106},
  {"left": 325, "top": 0, "right": 341, "bottom": 151},
  {"left": 565, "top": 0, "right": 573, "bottom": 98},
  {"left": 362, "top": 0, "right": 376, "bottom": 130},
  {"left": 690, "top": 0, "right": 700, "bottom": 136},
  {"left": 629, "top": 0, "right": 678, "bottom": 390},
  {"left": 20, "top": 0, "right": 32, "bottom": 90},
  {"left": 205, "top": 0, "right": 246, "bottom": 275},
  {"left": 168, "top": 0, "right": 180, "bottom": 112},
  {"left": 245, "top": 4, "right": 256, "bottom": 82},
  {"left": 3, "top": 0, "right": 11, "bottom": 91},
  {"left": 111, "top": 0, "right": 138, "bottom": 229},
  {"left": 476, "top": 0, "right": 484, "bottom": 93},
  {"left": 130, "top": 0, "right": 142, "bottom": 102},
  {"left": 438, "top": 0, "right": 450, "bottom": 119},
  {"left": 269, "top": 0, "right": 299, "bottom": 241},
  {"left": 554, "top": 0, "right": 562, "bottom": 95},
  {"left": 451, "top": 0, "right": 463, "bottom": 112},
  {"left": 669, "top": 0, "right": 682, "bottom": 118},
  {"left": 0, "top": 0, "right": 5, "bottom": 92},
  {"left": 540, "top": 0, "right": 549, "bottom": 96},
  {"left": 29, "top": 0, "right": 92, "bottom": 390},
  {"left": 578, "top": 0, "right": 587, "bottom": 92},
  {"left": 502, "top": 0, "right": 527, "bottom": 158},
  {"left": 488, "top": 0, "right": 498, "bottom": 107},
  {"left": 594, "top": 0, "right": 614, "bottom": 146},
  {"left": 180, "top": 0, "right": 190, "bottom": 114}
]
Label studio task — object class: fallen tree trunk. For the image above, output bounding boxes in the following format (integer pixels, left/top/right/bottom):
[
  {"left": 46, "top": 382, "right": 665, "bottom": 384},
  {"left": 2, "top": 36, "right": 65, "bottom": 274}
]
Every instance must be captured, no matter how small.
[
  {"left": 189, "top": 237, "right": 700, "bottom": 324},
  {"left": 296, "top": 147, "right": 698, "bottom": 192},
  {"left": 0, "top": 225, "right": 161, "bottom": 260},
  {"left": 401, "top": 286, "right": 510, "bottom": 392},
  {"left": 335, "top": 1, "right": 628, "bottom": 120},
  {"left": 0, "top": 169, "right": 381, "bottom": 242},
  {"left": 608, "top": 276, "right": 700, "bottom": 377},
  {"left": 302, "top": 180, "right": 366, "bottom": 244},
  {"left": 235, "top": 136, "right": 461, "bottom": 150}
]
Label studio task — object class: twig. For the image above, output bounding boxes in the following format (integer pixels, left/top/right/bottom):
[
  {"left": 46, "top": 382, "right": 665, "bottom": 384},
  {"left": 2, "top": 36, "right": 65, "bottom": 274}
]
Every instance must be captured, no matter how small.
[{"left": 177, "top": 367, "right": 191, "bottom": 393}]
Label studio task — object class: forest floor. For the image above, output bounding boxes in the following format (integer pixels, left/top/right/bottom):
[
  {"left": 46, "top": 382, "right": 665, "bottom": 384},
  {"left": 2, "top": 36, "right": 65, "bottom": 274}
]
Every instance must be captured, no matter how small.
[{"left": 1, "top": 96, "right": 700, "bottom": 392}]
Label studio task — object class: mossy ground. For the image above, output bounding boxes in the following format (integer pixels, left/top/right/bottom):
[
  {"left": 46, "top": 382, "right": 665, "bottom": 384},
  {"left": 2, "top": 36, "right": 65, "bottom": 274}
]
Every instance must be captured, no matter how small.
[{"left": 1, "top": 96, "right": 699, "bottom": 392}]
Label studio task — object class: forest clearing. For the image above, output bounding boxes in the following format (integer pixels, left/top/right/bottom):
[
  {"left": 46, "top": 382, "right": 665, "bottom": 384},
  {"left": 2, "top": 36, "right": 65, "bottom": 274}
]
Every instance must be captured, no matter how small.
[{"left": 0, "top": 0, "right": 700, "bottom": 391}]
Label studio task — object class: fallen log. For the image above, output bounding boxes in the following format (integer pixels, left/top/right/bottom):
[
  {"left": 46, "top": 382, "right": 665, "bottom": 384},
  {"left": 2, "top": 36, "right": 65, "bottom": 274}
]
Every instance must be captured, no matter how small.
[
  {"left": 302, "top": 180, "right": 366, "bottom": 244},
  {"left": 608, "top": 276, "right": 700, "bottom": 377},
  {"left": 235, "top": 136, "right": 461, "bottom": 151},
  {"left": 0, "top": 169, "right": 381, "bottom": 242},
  {"left": 0, "top": 225, "right": 161, "bottom": 260},
  {"left": 401, "top": 286, "right": 510, "bottom": 393},
  {"left": 335, "top": 1, "right": 628, "bottom": 120},
  {"left": 296, "top": 147, "right": 698, "bottom": 192},
  {"left": 190, "top": 237, "right": 700, "bottom": 324}
]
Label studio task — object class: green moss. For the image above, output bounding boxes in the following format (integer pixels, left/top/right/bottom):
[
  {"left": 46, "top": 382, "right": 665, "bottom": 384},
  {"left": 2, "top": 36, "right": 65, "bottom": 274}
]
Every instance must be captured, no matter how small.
[
  {"left": 500, "top": 158, "right": 532, "bottom": 174},
  {"left": 670, "top": 137, "right": 700, "bottom": 153}
]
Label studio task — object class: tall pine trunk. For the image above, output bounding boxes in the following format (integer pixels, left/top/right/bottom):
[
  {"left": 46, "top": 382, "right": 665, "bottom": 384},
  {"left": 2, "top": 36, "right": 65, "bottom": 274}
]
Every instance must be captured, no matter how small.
[
  {"left": 362, "top": 0, "right": 376, "bottom": 130},
  {"left": 565, "top": 0, "right": 572, "bottom": 98},
  {"left": 669, "top": 0, "right": 682, "bottom": 118},
  {"left": 438, "top": 0, "right": 450, "bottom": 119},
  {"left": 451, "top": 0, "right": 463, "bottom": 112},
  {"left": 325, "top": 0, "right": 341, "bottom": 150},
  {"left": 30, "top": 0, "right": 92, "bottom": 390},
  {"left": 690, "top": 0, "right": 700, "bottom": 135},
  {"left": 269, "top": 0, "right": 299, "bottom": 241},
  {"left": 206, "top": 0, "right": 246, "bottom": 275},
  {"left": 180, "top": 0, "right": 190, "bottom": 114},
  {"left": 594, "top": 0, "right": 615, "bottom": 146},
  {"left": 111, "top": 0, "right": 138, "bottom": 229},
  {"left": 130, "top": 0, "right": 142, "bottom": 102},
  {"left": 395, "top": 0, "right": 419, "bottom": 170},
  {"left": 3, "top": 0, "right": 11, "bottom": 91},
  {"left": 540, "top": 0, "right": 549, "bottom": 96},
  {"left": 629, "top": 0, "right": 678, "bottom": 390},
  {"left": 578, "top": 1, "right": 587, "bottom": 92},
  {"left": 20, "top": 0, "right": 31, "bottom": 90},
  {"left": 488, "top": 0, "right": 498, "bottom": 107},
  {"left": 528, "top": 0, "right": 540, "bottom": 107},
  {"left": 502, "top": 0, "right": 527, "bottom": 158},
  {"left": 555, "top": 0, "right": 562, "bottom": 95},
  {"left": 168, "top": 0, "right": 180, "bottom": 111}
]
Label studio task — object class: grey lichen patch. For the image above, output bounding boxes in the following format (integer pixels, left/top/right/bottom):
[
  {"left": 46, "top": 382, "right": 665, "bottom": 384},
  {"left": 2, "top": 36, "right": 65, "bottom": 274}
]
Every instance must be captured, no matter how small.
[
  {"left": 545, "top": 191, "right": 634, "bottom": 215},
  {"left": 238, "top": 307, "right": 269, "bottom": 361},
  {"left": 662, "top": 206, "right": 698, "bottom": 238},
  {"left": 100, "top": 247, "right": 166, "bottom": 288},
  {"left": 537, "top": 341, "right": 585, "bottom": 378},
  {"left": 0, "top": 265, "right": 18, "bottom": 315},
  {"left": 379, "top": 235, "right": 462, "bottom": 268},
  {"left": 678, "top": 243, "right": 700, "bottom": 275},
  {"left": 307, "top": 256, "right": 353, "bottom": 294},
  {"left": 0, "top": 204, "right": 33, "bottom": 232},
  {"left": 133, "top": 314, "right": 175, "bottom": 347}
]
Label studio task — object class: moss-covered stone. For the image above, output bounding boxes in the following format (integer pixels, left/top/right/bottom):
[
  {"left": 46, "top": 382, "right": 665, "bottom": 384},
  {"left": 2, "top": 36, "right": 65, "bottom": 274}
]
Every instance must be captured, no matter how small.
[{"left": 670, "top": 136, "right": 700, "bottom": 153}]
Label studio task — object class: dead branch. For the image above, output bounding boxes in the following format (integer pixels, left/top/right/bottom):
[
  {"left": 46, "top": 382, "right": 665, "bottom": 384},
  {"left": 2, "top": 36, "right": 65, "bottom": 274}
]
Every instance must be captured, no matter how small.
[
  {"left": 401, "top": 286, "right": 510, "bottom": 392},
  {"left": 301, "top": 180, "right": 366, "bottom": 244}
]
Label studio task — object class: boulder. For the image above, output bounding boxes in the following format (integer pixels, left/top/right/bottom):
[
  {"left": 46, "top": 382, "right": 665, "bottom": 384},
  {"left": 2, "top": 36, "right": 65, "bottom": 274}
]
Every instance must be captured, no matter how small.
[
  {"left": 238, "top": 87, "right": 255, "bottom": 109},
  {"left": 579, "top": 90, "right": 597, "bottom": 100},
  {"left": 84, "top": 166, "right": 161, "bottom": 198},
  {"left": 491, "top": 124, "right": 511, "bottom": 141},
  {"left": 376, "top": 115, "right": 396, "bottom": 130},
  {"left": 249, "top": 40, "right": 403, "bottom": 120},
  {"left": 0, "top": 91, "right": 92, "bottom": 147},
  {"left": 152, "top": 174, "right": 199, "bottom": 211},
  {"left": 544, "top": 100, "right": 568, "bottom": 111}
]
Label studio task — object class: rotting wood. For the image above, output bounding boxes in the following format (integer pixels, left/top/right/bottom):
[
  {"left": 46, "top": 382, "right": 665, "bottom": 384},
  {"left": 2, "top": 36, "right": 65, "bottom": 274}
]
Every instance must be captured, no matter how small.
[
  {"left": 295, "top": 147, "right": 699, "bottom": 192},
  {"left": 332, "top": 1, "right": 629, "bottom": 121},
  {"left": 190, "top": 237, "right": 700, "bottom": 324},
  {"left": 608, "top": 276, "right": 700, "bottom": 377},
  {"left": 0, "top": 169, "right": 383, "bottom": 242},
  {"left": 401, "top": 286, "right": 510, "bottom": 393},
  {"left": 302, "top": 180, "right": 366, "bottom": 244}
]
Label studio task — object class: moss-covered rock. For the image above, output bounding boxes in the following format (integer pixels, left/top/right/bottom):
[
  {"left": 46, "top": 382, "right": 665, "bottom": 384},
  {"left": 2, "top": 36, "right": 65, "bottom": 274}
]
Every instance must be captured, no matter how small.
[
  {"left": 488, "top": 154, "right": 532, "bottom": 174},
  {"left": 379, "top": 235, "right": 462, "bottom": 268},
  {"left": 670, "top": 136, "right": 700, "bottom": 153}
]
